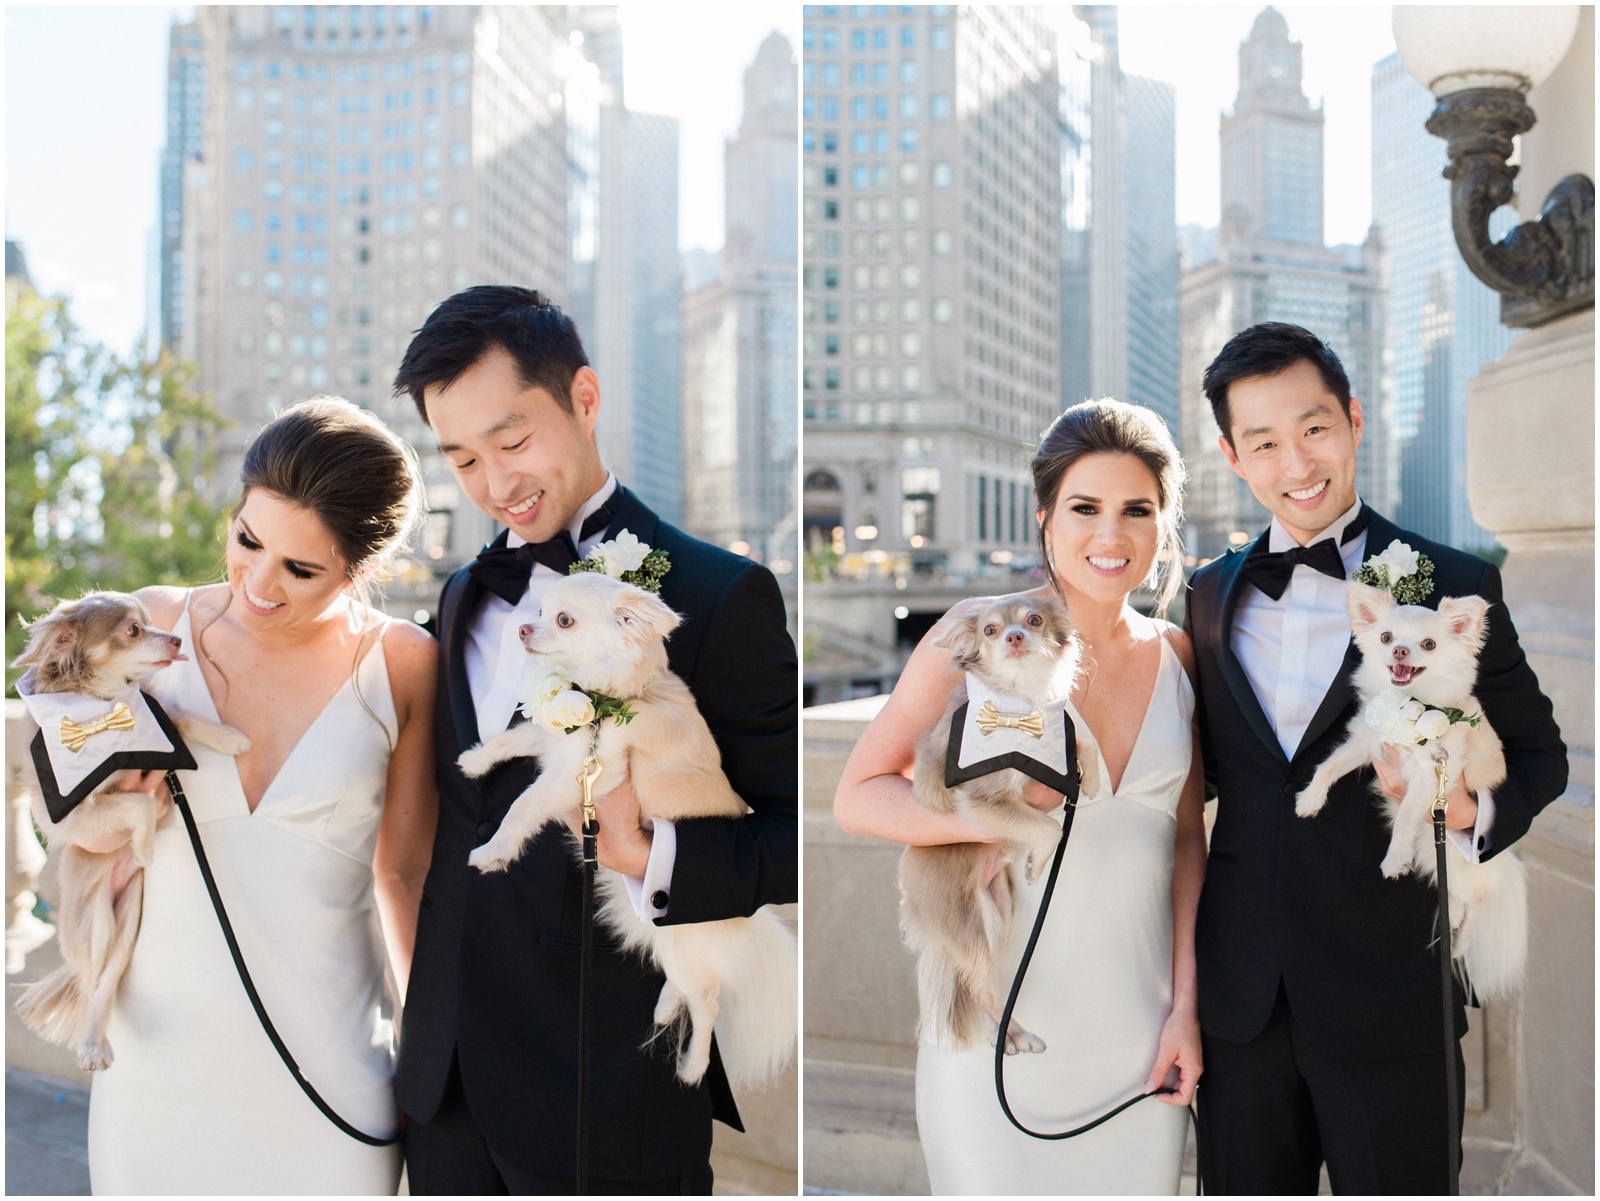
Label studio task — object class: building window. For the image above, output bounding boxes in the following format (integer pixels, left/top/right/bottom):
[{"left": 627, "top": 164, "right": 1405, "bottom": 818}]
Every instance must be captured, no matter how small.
[
  {"left": 930, "top": 93, "right": 951, "bottom": 119},
  {"left": 930, "top": 25, "right": 951, "bottom": 51},
  {"left": 236, "top": 209, "right": 255, "bottom": 232},
  {"left": 931, "top": 161, "right": 952, "bottom": 187},
  {"left": 899, "top": 59, "right": 917, "bottom": 85},
  {"left": 900, "top": 128, "right": 917, "bottom": 152},
  {"left": 823, "top": 130, "right": 838, "bottom": 152},
  {"left": 899, "top": 93, "right": 917, "bottom": 119}
]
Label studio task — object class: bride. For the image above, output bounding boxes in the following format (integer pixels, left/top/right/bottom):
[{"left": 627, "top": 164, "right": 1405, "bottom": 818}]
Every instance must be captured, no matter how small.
[
  {"left": 834, "top": 399, "right": 1207, "bottom": 1195},
  {"left": 86, "top": 397, "right": 437, "bottom": 1194}
]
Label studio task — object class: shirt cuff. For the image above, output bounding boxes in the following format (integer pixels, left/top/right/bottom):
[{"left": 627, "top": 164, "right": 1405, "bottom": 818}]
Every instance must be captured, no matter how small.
[
  {"left": 1447, "top": 787, "right": 1496, "bottom": 863},
  {"left": 621, "top": 818, "right": 676, "bottom": 920}
]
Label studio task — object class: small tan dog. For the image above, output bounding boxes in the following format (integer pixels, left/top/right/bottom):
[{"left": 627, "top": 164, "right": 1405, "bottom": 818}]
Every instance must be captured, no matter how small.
[
  {"left": 12, "top": 592, "right": 250, "bottom": 1070},
  {"left": 901, "top": 593, "right": 1097, "bottom": 1054},
  {"left": 456, "top": 572, "right": 797, "bottom": 1090}
]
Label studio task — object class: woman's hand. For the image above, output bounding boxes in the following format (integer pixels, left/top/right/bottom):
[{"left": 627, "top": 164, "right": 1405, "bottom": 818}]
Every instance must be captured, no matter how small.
[{"left": 1144, "top": 1006, "right": 1202, "bottom": 1105}]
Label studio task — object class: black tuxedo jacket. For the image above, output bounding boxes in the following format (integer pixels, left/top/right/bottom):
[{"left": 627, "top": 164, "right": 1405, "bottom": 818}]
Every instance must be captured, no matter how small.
[
  {"left": 1184, "top": 508, "right": 1565, "bottom": 1061},
  {"left": 394, "top": 487, "right": 798, "bottom": 1179}
]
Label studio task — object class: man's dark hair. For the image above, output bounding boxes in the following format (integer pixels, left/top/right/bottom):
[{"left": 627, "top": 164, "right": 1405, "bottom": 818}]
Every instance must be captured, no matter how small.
[
  {"left": 1202, "top": 322, "right": 1352, "bottom": 445},
  {"left": 393, "top": 285, "right": 589, "bottom": 425}
]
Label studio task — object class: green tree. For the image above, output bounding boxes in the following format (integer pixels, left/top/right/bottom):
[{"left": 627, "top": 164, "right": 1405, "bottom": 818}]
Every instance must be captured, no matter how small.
[{"left": 5, "top": 282, "right": 227, "bottom": 690}]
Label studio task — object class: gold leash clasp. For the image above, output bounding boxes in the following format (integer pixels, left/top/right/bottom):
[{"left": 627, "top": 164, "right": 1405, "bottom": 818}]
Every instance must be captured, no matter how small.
[
  {"left": 1431, "top": 749, "right": 1450, "bottom": 824},
  {"left": 577, "top": 722, "right": 604, "bottom": 851}
]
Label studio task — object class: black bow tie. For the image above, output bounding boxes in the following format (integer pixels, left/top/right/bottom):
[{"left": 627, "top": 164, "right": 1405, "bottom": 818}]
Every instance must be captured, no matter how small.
[
  {"left": 467, "top": 492, "right": 621, "bottom": 606},
  {"left": 1241, "top": 507, "right": 1368, "bottom": 601}
]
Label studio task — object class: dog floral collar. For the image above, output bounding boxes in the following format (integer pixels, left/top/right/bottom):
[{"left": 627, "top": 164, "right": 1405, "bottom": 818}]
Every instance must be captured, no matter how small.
[
  {"left": 1353, "top": 540, "right": 1435, "bottom": 605},
  {"left": 517, "top": 670, "right": 639, "bottom": 735},
  {"left": 1365, "top": 689, "right": 1482, "bottom": 746},
  {"left": 569, "top": 530, "right": 671, "bottom": 594}
]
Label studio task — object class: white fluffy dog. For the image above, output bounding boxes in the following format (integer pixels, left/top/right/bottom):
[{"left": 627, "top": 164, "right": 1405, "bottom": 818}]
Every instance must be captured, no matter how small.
[
  {"left": 456, "top": 572, "right": 796, "bottom": 1090},
  {"left": 12, "top": 592, "right": 249, "bottom": 1070},
  {"left": 1295, "top": 582, "right": 1527, "bottom": 999}
]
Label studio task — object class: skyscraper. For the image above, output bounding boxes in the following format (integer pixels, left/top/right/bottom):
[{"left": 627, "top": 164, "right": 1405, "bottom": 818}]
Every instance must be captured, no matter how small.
[
  {"left": 1178, "top": 7, "right": 1395, "bottom": 560},
  {"left": 1371, "top": 52, "right": 1511, "bottom": 550},
  {"left": 682, "top": 32, "right": 798, "bottom": 566},
  {"left": 158, "top": 20, "right": 207, "bottom": 358},
  {"left": 1056, "top": 8, "right": 1178, "bottom": 430},
  {"left": 172, "top": 5, "right": 571, "bottom": 572},
  {"left": 801, "top": 5, "right": 1060, "bottom": 580}
]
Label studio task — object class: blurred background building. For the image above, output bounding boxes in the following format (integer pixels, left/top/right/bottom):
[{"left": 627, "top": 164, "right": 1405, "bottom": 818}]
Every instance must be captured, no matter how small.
[
  {"left": 682, "top": 32, "right": 800, "bottom": 570},
  {"left": 1176, "top": 7, "right": 1395, "bottom": 561},
  {"left": 1370, "top": 52, "right": 1512, "bottom": 553}
]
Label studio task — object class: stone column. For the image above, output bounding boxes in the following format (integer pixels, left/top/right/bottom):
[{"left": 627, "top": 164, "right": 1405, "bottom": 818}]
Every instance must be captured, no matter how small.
[
  {"left": 1459, "top": 9, "right": 1594, "bottom": 1193},
  {"left": 5, "top": 700, "right": 53, "bottom": 976}
]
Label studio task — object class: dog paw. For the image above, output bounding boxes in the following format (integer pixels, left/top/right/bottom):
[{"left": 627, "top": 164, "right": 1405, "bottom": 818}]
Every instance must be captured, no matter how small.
[
  {"left": 675, "top": 1046, "right": 711, "bottom": 1086},
  {"left": 1024, "top": 849, "right": 1048, "bottom": 885},
  {"left": 212, "top": 725, "right": 252, "bottom": 756},
  {"left": 1294, "top": 789, "right": 1327, "bottom": 818},
  {"left": 1380, "top": 852, "right": 1409, "bottom": 880},
  {"left": 456, "top": 745, "right": 497, "bottom": 779},
  {"left": 1007, "top": 1027, "right": 1047, "bottom": 1056},
  {"left": 653, "top": 985, "right": 686, "bottom": 1028},
  {"left": 77, "top": 1042, "right": 113, "bottom": 1072},
  {"left": 466, "top": 844, "right": 512, "bottom": 873}
]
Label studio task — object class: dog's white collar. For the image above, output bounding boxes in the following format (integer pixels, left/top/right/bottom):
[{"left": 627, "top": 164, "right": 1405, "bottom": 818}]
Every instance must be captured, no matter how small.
[
  {"left": 956, "top": 674, "right": 1073, "bottom": 779},
  {"left": 17, "top": 680, "right": 178, "bottom": 797}
]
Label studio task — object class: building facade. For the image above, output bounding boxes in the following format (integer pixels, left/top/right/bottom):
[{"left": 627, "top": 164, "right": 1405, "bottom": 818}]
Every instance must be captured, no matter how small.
[
  {"left": 681, "top": 32, "right": 799, "bottom": 568},
  {"left": 801, "top": 4, "right": 1059, "bottom": 584},
  {"left": 159, "top": 21, "right": 208, "bottom": 360},
  {"left": 1178, "top": 7, "right": 1395, "bottom": 560},
  {"left": 1371, "top": 52, "right": 1511, "bottom": 551}
]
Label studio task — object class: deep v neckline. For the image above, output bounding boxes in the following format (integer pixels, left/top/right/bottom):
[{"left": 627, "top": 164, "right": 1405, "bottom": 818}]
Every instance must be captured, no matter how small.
[
  {"left": 180, "top": 603, "right": 383, "bottom": 815},
  {"left": 1068, "top": 624, "right": 1170, "bottom": 798}
]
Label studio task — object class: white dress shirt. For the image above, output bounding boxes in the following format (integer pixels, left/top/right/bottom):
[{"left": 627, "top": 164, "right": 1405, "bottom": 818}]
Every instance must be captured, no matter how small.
[
  {"left": 463, "top": 473, "right": 677, "bottom": 918},
  {"left": 1231, "top": 498, "right": 1493, "bottom": 861}
]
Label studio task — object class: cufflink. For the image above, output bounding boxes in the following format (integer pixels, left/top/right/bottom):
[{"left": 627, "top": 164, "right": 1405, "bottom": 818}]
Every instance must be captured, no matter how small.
[
  {"left": 1477, "top": 836, "right": 1486, "bottom": 851},
  {"left": 650, "top": 889, "right": 669, "bottom": 910}
]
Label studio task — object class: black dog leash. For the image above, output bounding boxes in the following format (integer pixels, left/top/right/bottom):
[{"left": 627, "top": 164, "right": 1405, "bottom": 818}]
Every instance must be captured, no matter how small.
[
  {"left": 993, "top": 764, "right": 1204, "bottom": 1191},
  {"left": 166, "top": 770, "right": 398, "bottom": 1147},
  {"left": 1431, "top": 753, "right": 1461, "bottom": 1196},
  {"left": 574, "top": 730, "right": 606, "bottom": 1195}
]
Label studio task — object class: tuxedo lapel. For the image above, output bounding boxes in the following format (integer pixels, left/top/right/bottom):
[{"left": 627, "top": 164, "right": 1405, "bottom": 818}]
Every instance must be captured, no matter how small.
[
  {"left": 601, "top": 485, "right": 660, "bottom": 549},
  {"left": 1216, "top": 534, "right": 1289, "bottom": 765}
]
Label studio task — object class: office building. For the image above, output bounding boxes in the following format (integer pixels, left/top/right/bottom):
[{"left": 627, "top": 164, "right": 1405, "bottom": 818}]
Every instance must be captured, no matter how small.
[
  {"left": 1178, "top": 7, "right": 1395, "bottom": 560},
  {"left": 1371, "top": 53, "right": 1511, "bottom": 550},
  {"left": 682, "top": 32, "right": 798, "bottom": 566}
]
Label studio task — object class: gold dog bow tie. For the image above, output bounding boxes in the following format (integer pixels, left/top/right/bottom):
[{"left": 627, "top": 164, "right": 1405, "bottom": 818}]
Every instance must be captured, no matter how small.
[
  {"left": 975, "top": 699, "right": 1045, "bottom": 739},
  {"left": 59, "top": 702, "right": 136, "bottom": 752}
]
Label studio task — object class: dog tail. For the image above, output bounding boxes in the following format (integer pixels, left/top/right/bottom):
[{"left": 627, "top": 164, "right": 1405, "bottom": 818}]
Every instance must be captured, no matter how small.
[
  {"left": 13, "top": 964, "right": 85, "bottom": 1046},
  {"left": 899, "top": 844, "right": 1002, "bottom": 1049},
  {"left": 1456, "top": 852, "right": 1529, "bottom": 1002},
  {"left": 713, "top": 907, "right": 798, "bottom": 1092}
]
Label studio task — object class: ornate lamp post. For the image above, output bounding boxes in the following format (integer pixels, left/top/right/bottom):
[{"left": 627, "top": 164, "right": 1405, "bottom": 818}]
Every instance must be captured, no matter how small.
[{"left": 1393, "top": 6, "right": 1592, "bottom": 328}]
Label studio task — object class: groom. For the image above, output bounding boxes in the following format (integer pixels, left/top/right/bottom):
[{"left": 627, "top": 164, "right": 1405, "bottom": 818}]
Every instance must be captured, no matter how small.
[
  {"left": 391, "top": 286, "right": 797, "bottom": 1193},
  {"left": 1184, "top": 322, "right": 1566, "bottom": 1194}
]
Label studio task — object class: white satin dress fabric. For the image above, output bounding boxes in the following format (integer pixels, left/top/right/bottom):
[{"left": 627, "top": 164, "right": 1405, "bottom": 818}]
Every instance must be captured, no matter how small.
[{"left": 916, "top": 627, "right": 1194, "bottom": 1195}]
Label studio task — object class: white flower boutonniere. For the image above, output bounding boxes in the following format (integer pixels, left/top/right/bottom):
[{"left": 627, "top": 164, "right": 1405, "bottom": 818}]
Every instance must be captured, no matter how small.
[
  {"left": 1353, "top": 539, "right": 1435, "bottom": 605},
  {"left": 1364, "top": 688, "right": 1482, "bottom": 746},
  {"left": 516, "top": 666, "right": 639, "bottom": 734},
  {"left": 570, "top": 530, "right": 671, "bottom": 594}
]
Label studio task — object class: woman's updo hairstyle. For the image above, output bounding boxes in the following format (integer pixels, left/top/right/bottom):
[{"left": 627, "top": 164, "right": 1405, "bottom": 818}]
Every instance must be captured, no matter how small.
[
  {"left": 236, "top": 396, "right": 425, "bottom": 601},
  {"left": 1031, "top": 399, "right": 1187, "bottom": 613}
]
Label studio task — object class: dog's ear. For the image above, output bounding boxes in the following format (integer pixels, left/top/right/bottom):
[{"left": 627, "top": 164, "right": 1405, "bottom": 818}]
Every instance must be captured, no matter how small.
[
  {"left": 11, "top": 607, "right": 81, "bottom": 672},
  {"left": 931, "top": 611, "right": 980, "bottom": 662},
  {"left": 613, "top": 586, "right": 683, "bottom": 645},
  {"left": 1346, "top": 582, "right": 1394, "bottom": 631},
  {"left": 1437, "top": 594, "right": 1489, "bottom": 650}
]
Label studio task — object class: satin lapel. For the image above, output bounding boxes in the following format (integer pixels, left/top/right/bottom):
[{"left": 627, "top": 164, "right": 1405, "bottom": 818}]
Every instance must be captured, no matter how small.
[
  {"left": 1216, "top": 534, "right": 1289, "bottom": 765},
  {"left": 1291, "top": 508, "right": 1401, "bottom": 763},
  {"left": 443, "top": 535, "right": 502, "bottom": 754},
  {"left": 602, "top": 486, "right": 661, "bottom": 549}
]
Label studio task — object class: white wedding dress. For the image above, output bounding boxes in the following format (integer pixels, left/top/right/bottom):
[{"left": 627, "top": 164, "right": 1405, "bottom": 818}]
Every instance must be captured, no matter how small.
[
  {"left": 916, "top": 625, "right": 1193, "bottom": 1195},
  {"left": 87, "top": 596, "right": 403, "bottom": 1195}
]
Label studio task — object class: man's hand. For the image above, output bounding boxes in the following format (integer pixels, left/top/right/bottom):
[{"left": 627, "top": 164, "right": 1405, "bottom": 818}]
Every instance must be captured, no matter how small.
[
  {"left": 1373, "top": 744, "right": 1477, "bottom": 831},
  {"left": 117, "top": 770, "right": 172, "bottom": 818},
  {"left": 563, "top": 772, "right": 652, "bottom": 876},
  {"left": 1022, "top": 778, "right": 1063, "bottom": 813}
]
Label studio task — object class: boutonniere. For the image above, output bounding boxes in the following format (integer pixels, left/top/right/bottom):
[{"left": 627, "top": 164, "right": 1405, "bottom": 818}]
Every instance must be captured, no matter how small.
[
  {"left": 1364, "top": 689, "right": 1482, "bottom": 746},
  {"left": 518, "top": 671, "right": 638, "bottom": 735},
  {"left": 1353, "top": 539, "right": 1435, "bottom": 605},
  {"left": 569, "top": 529, "right": 671, "bottom": 594}
]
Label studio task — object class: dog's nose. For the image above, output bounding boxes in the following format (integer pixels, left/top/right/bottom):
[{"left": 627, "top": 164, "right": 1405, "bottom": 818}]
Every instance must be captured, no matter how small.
[
  {"left": 518, "top": 624, "right": 533, "bottom": 639},
  {"left": 1393, "top": 645, "right": 1409, "bottom": 660},
  {"left": 169, "top": 635, "right": 182, "bottom": 650},
  {"left": 1005, "top": 629, "right": 1026, "bottom": 648}
]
